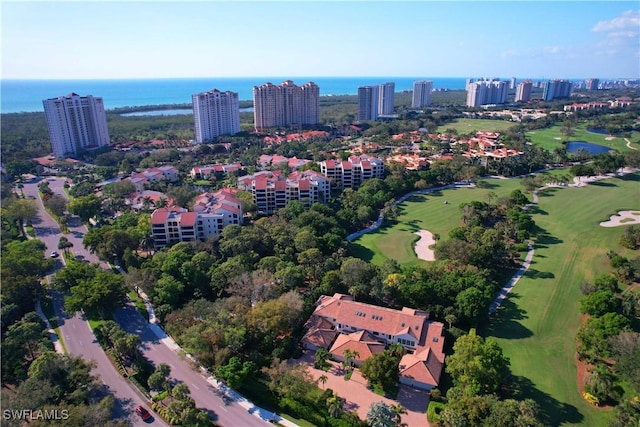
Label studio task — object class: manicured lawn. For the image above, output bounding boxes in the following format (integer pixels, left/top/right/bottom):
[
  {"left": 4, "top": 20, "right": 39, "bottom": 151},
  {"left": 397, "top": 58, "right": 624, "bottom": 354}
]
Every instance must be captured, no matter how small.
[
  {"left": 349, "top": 178, "right": 525, "bottom": 266},
  {"left": 435, "top": 118, "right": 519, "bottom": 134},
  {"left": 485, "top": 172, "right": 640, "bottom": 426},
  {"left": 526, "top": 124, "right": 638, "bottom": 152},
  {"left": 351, "top": 171, "right": 640, "bottom": 426}
]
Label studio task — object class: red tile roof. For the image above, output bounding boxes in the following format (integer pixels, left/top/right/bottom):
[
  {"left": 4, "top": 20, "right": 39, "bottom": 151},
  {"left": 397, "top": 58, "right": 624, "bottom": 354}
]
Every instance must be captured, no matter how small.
[
  {"left": 151, "top": 209, "right": 169, "bottom": 225},
  {"left": 312, "top": 294, "right": 430, "bottom": 340},
  {"left": 179, "top": 212, "right": 197, "bottom": 227}
]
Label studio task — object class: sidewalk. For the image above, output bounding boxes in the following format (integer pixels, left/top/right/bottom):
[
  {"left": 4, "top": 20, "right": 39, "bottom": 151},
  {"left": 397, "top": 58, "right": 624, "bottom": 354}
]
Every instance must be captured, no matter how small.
[
  {"left": 34, "top": 299, "right": 65, "bottom": 354},
  {"left": 132, "top": 284, "right": 299, "bottom": 427},
  {"left": 488, "top": 243, "right": 534, "bottom": 315}
]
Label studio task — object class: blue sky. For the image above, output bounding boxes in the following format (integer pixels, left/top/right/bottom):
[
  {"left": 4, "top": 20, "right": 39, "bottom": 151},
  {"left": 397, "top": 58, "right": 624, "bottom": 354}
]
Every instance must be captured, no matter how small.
[{"left": 2, "top": 1, "right": 639, "bottom": 80}]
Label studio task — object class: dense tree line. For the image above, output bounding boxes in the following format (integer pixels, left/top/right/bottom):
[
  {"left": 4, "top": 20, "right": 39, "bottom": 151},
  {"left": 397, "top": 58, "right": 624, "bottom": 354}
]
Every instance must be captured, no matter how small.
[
  {"left": 427, "top": 329, "right": 545, "bottom": 426},
  {"left": 574, "top": 241, "right": 640, "bottom": 426}
]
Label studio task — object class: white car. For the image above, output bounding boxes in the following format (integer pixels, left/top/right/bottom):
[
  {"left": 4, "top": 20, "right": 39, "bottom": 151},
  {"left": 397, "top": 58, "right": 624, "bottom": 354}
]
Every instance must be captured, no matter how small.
[{"left": 50, "top": 251, "right": 59, "bottom": 258}]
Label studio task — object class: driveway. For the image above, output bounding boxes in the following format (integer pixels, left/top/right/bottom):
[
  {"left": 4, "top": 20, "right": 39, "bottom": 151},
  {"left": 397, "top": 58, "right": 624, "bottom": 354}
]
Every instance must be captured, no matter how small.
[{"left": 295, "top": 352, "right": 430, "bottom": 427}]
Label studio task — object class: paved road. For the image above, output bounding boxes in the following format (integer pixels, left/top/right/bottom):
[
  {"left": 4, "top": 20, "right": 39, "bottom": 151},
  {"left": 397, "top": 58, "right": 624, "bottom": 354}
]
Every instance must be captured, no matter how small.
[
  {"left": 114, "top": 302, "right": 272, "bottom": 427},
  {"left": 23, "top": 176, "right": 271, "bottom": 426},
  {"left": 21, "top": 177, "right": 162, "bottom": 427}
]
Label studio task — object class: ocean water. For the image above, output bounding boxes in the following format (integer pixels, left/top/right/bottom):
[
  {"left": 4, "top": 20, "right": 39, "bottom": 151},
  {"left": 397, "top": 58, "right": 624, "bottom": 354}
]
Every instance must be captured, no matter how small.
[{"left": 1, "top": 77, "right": 468, "bottom": 114}]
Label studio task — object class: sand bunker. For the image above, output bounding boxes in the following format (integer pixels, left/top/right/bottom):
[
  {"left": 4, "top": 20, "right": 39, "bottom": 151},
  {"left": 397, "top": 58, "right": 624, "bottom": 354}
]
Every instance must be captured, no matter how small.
[
  {"left": 600, "top": 211, "right": 640, "bottom": 227},
  {"left": 414, "top": 230, "right": 436, "bottom": 261}
]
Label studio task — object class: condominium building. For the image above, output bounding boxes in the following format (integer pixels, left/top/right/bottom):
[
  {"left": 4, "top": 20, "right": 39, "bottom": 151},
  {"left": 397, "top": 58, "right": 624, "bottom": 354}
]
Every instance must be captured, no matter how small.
[
  {"left": 151, "top": 188, "right": 243, "bottom": 249},
  {"left": 586, "top": 78, "right": 600, "bottom": 91},
  {"left": 515, "top": 80, "right": 533, "bottom": 102},
  {"left": 543, "top": 79, "right": 573, "bottom": 101},
  {"left": 357, "top": 82, "right": 395, "bottom": 120},
  {"left": 412, "top": 81, "right": 433, "bottom": 108},
  {"left": 319, "top": 155, "right": 385, "bottom": 189},
  {"left": 43, "top": 93, "right": 110, "bottom": 158},
  {"left": 466, "top": 79, "right": 509, "bottom": 107},
  {"left": 192, "top": 89, "right": 240, "bottom": 143},
  {"left": 509, "top": 77, "right": 517, "bottom": 90},
  {"left": 237, "top": 170, "right": 330, "bottom": 215},
  {"left": 357, "top": 85, "right": 380, "bottom": 121},
  {"left": 378, "top": 82, "right": 395, "bottom": 115},
  {"left": 253, "top": 80, "right": 320, "bottom": 131}
]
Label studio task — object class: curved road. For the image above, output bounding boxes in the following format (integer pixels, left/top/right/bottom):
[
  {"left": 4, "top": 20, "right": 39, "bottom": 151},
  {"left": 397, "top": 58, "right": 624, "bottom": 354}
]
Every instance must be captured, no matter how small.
[
  {"left": 22, "top": 176, "right": 271, "bottom": 427},
  {"left": 21, "top": 176, "right": 164, "bottom": 427}
]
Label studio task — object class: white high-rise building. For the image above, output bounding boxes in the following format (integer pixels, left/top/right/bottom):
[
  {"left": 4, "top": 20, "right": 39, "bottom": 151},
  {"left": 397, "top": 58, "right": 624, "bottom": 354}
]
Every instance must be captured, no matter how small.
[
  {"left": 466, "top": 79, "right": 508, "bottom": 107},
  {"left": 192, "top": 89, "right": 240, "bottom": 143},
  {"left": 253, "top": 80, "right": 319, "bottom": 131},
  {"left": 543, "top": 79, "right": 573, "bottom": 101},
  {"left": 379, "top": 82, "right": 395, "bottom": 115},
  {"left": 412, "top": 81, "right": 433, "bottom": 108},
  {"left": 357, "top": 85, "right": 379, "bottom": 121},
  {"left": 515, "top": 81, "right": 533, "bottom": 102},
  {"left": 43, "top": 93, "right": 110, "bottom": 158},
  {"left": 358, "top": 82, "right": 395, "bottom": 120}
]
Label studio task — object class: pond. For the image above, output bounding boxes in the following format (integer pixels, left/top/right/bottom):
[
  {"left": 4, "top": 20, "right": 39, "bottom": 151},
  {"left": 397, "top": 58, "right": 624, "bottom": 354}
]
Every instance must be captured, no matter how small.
[
  {"left": 566, "top": 141, "right": 612, "bottom": 155},
  {"left": 587, "top": 127, "right": 620, "bottom": 136}
]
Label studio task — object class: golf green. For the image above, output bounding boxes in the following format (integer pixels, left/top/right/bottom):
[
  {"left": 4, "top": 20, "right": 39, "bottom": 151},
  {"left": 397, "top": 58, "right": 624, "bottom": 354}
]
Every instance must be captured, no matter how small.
[{"left": 352, "top": 172, "right": 640, "bottom": 426}]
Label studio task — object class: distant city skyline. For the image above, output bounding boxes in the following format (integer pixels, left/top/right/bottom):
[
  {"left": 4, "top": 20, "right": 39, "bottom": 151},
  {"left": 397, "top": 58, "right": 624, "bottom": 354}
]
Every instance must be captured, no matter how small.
[{"left": 2, "top": 2, "right": 639, "bottom": 80}]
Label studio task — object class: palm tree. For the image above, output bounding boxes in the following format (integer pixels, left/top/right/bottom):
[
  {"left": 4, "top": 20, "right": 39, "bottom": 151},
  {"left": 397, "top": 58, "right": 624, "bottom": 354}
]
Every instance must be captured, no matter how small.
[
  {"left": 318, "top": 374, "right": 328, "bottom": 390},
  {"left": 445, "top": 313, "right": 457, "bottom": 329},
  {"left": 140, "top": 234, "right": 155, "bottom": 256},
  {"left": 326, "top": 393, "right": 344, "bottom": 418},
  {"left": 342, "top": 349, "right": 354, "bottom": 370},
  {"left": 391, "top": 404, "right": 407, "bottom": 426},
  {"left": 58, "top": 236, "right": 74, "bottom": 254},
  {"left": 351, "top": 350, "right": 360, "bottom": 367}
]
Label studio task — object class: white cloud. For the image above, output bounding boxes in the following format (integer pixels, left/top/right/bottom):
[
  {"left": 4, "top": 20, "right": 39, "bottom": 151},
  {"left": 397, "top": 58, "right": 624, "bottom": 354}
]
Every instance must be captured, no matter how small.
[{"left": 592, "top": 10, "right": 639, "bottom": 36}]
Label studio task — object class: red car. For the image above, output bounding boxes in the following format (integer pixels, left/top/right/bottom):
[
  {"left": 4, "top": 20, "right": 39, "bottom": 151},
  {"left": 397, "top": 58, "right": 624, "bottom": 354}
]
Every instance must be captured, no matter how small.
[{"left": 135, "top": 405, "right": 152, "bottom": 421}]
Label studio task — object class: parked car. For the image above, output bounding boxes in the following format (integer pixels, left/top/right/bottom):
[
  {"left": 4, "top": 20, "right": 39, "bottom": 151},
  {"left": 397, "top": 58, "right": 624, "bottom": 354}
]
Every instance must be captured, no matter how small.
[
  {"left": 135, "top": 405, "right": 151, "bottom": 421},
  {"left": 50, "top": 251, "right": 59, "bottom": 258}
]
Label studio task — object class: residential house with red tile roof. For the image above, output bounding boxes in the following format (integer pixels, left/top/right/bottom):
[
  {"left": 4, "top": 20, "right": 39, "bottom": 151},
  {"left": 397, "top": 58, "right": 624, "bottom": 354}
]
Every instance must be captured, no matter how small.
[
  {"left": 128, "top": 190, "right": 173, "bottom": 211},
  {"left": 190, "top": 163, "right": 243, "bottom": 180},
  {"left": 303, "top": 293, "right": 445, "bottom": 390},
  {"left": 126, "top": 165, "right": 179, "bottom": 191}
]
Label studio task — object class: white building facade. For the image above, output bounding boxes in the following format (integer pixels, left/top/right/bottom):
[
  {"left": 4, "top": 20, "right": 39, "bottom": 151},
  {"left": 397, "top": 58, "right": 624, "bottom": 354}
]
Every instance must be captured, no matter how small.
[
  {"left": 253, "top": 80, "right": 320, "bottom": 131},
  {"left": 357, "top": 85, "right": 380, "bottom": 121},
  {"left": 357, "top": 82, "right": 395, "bottom": 120},
  {"left": 151, "top": 188, "right": 243, "bottom": 249},
  {"left": 378, "top": 82, "right": 395, "bottom": 115},
  {"left": 412, "top": 81, "right": 433, "bottom": 108},
  {"left": 192, "top": 89, "right": 240, "bottom": 143},
  {"left": 466, "top": 79, "right": 509, "bottom": 107},
  {"left": 43, "top": 93, "right": 110, "bottom": 158},
  {"left": 515, "top": 80, "right": 533, "bottom": 102}
]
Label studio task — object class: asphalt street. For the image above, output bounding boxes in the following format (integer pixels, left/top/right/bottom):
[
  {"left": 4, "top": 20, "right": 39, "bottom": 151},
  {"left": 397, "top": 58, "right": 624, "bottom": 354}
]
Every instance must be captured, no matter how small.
[
  {"left": 21, "top": 177, "right": 162, "bottom": 427},
  {"left": 22, "top": 176, "right": 271, "bottom": 426}
]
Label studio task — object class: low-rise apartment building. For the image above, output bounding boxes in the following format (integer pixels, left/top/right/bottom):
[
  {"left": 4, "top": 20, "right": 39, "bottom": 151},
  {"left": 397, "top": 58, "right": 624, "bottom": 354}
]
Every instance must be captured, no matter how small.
[
  {"left": 151, "top": 188, "right": 242, "bottom": 249},
  {"left": 238, "top": 170, "right": 330, "bottom": 215},
  {"left": 319, "top": 155, "right": 385, "bottom": 189}
]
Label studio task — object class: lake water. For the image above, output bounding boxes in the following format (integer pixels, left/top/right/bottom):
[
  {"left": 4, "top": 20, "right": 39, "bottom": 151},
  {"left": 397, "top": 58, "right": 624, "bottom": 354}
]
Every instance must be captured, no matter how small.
[
  {"left": 120, "top": 107, "right": 254, "bottom": 116},
  {"left": 120, "top": 109, "right": 193, "bottom": 117},
  {"left": 566, "top": 141, "right": 612, "bottom": 155}
]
